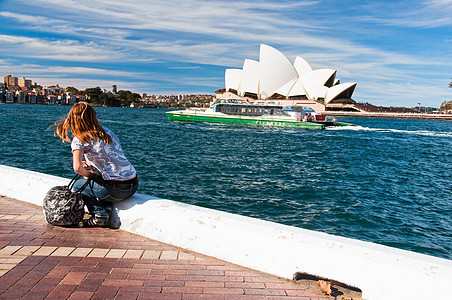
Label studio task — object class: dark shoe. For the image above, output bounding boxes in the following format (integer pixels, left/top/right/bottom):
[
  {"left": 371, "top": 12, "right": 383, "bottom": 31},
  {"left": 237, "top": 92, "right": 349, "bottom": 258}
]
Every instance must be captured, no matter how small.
[
  {"left": 83, "top": 215, "right": 109, "bottom": 227},
  {"left": 107, "top": 207, "right": 121, "bottom": 229}
]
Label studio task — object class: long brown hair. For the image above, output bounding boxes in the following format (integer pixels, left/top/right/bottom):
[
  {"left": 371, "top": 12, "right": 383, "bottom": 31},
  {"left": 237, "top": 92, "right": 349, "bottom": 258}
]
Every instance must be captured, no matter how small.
[{"left": 55, "top": 102, "right": 112, "bottom": 144}]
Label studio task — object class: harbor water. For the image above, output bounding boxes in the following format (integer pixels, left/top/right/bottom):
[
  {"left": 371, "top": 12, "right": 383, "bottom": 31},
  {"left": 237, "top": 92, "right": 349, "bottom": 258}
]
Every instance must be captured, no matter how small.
[{"left": 1, "top": 103, "right": 451, "bottom": 260}]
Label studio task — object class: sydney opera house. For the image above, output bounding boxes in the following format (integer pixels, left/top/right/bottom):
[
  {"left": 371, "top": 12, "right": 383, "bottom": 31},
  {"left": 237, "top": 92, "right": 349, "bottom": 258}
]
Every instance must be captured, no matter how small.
[{"left": 216, "top": 44, "right": 357, "bottom": 112}]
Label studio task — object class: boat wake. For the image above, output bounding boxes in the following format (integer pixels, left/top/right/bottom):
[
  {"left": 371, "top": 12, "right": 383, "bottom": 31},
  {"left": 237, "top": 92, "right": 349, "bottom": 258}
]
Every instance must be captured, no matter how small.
[{"left": 327, "top": 125, "right": 452, "bottom": 137}]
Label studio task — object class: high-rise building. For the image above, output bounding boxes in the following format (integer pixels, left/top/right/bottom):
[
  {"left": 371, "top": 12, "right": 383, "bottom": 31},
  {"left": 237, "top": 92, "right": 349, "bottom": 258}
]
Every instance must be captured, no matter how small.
[
  {"left": 18, "top": 77, "right": 32, "bottom": 88},
  {"left": 4, "top": 74, "right": 18, "bottom": 86}
]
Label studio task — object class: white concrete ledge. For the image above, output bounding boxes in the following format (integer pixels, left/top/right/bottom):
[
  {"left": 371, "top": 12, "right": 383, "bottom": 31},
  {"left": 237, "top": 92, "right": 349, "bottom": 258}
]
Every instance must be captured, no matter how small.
[{"left": 1, "top": 164, "right": 451, "bottom": 300}]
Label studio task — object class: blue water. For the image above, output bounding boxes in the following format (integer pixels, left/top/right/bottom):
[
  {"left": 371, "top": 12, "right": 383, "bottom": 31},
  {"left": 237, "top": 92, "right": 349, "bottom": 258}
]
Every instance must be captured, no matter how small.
[{"left": 1, "top": 103, "right": 451, "bottom": 260}]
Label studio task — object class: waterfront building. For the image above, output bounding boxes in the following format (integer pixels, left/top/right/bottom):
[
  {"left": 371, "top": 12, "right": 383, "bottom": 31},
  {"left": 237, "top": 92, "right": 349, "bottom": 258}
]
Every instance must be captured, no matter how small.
[
  {"left": 47, "top": 94, "right": 57, "bottom": 105},
  {"left": 4, "top": 91, "right": 14, "bottom": 103},
  {"left": 217, "top": 44, "right": 357, "bottom": 112},
  {"left": 15, "top": 90, "right": 26, "bottom": 104},
  {"left": 43, "top": 86, "right": 64, "bottom": 96},
  {"left": 27, "top": 92, "right": 37, "bottom": 104},
  {"left": 75, "top": 94, "right": 86, "bottom": 102}
]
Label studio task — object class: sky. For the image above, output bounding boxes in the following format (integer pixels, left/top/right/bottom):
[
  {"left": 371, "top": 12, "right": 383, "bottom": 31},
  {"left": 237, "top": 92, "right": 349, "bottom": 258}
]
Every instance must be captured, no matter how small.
[{"left": 0, "top": 0, "right": 451, "bottom": 108}]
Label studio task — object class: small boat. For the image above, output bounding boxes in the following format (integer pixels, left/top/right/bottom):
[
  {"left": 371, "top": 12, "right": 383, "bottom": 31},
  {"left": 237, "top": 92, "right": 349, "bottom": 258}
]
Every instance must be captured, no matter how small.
[{"left": 166, "top": 98, "right": 353, "bottom": 129}]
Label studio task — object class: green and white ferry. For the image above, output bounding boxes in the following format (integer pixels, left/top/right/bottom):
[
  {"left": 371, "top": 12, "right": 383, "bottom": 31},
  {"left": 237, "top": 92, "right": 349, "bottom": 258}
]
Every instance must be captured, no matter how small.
[{"left": 166, "top": 98, "right": 353, "bottom": 129}]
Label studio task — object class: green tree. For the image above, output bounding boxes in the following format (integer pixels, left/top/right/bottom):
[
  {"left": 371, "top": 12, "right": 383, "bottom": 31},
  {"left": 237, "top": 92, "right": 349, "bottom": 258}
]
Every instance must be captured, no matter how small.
[
  {"left": 117, "top": 90, "right": 140, "bottom": 106},
  {"left": 65, "top": 86, "right": 79, "bottom": 94},
  {"left": 84, "top": 87, "right": 103, "bottom": 104},
  {"left": 104, "top": 91, "right": 121, "bottom": 107}
]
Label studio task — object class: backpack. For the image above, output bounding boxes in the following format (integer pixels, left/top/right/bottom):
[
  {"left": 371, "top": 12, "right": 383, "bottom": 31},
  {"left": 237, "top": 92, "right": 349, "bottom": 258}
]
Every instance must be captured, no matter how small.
[{"left": 43, "top": 175, "right": 89, "bottom": 226}]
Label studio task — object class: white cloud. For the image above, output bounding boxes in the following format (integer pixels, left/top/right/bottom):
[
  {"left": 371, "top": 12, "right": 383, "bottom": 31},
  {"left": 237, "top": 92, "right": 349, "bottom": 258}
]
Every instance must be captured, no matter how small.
[
  {"left": 0, "top": 35, "right": 122, "bottom": 62},
  {"left": 1, "top": 0, "right": 450, "bottom": 106}
]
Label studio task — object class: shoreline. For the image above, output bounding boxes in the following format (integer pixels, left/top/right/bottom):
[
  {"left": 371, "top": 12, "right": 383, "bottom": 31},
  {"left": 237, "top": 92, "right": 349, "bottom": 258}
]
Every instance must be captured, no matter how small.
[
  {"left": 2, "top": 102, "right": 452, "bottom": 120},
  {"left": 324, "top": 111, "right": 452, "bottom": 121}
]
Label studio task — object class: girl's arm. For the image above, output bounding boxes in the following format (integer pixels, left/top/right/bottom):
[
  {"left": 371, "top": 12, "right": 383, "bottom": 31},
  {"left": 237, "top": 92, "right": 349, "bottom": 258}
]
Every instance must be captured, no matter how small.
[{"left": 72, "top": 150, "right": 95, "bottom": 178}]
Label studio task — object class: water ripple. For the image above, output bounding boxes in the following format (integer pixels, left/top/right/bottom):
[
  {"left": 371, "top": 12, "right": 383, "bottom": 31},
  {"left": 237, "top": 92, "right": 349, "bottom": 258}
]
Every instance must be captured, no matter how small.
[{"left": 1, "top": 104, "right": 451, "bottom": 259}]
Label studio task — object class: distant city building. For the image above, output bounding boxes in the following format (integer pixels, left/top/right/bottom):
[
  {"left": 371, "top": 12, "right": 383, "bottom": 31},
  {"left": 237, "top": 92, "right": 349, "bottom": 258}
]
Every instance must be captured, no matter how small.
[
  {"left": 47, "top": 94, "right": 57, "bottom": 105},
  {"left": 27, "top": 92, "right": 37, "bottom": 104},
  {"left": 18, "top": 77, "right": 32, "bottom": 89},
  {"left": 44, "top": 86, "right": 64, "bottom": 96},
  {"left": 4, "top": 91, "right": 14, "bottom": 103},
  {"left": 15, "top": 90, "right": 26, "bottom": 104},
  {"left": 76, "top": 95, "right": 86, "bottom": 102},
  {"left": 4, "top": 74, "right": 18, "bottom": 87}
]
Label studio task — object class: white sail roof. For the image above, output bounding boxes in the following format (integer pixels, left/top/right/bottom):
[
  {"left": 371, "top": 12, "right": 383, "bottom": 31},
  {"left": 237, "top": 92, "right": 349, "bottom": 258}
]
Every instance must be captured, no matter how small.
[
  {"left": 293, "top": 56, "right": 312, "bottom": 76},
  {"left": 225, "top": 69, "right": 243, "bottom": 92},
  {"left": 325, "top": 82, "right": 357, "bottom": 104},
  {"left": 274, "top": 78, "right": 297, "bottom": 97},
  {"left": 301, "top": 69, "right": 336, "bottom": 100},
  {"left": 238, "top": 59, "right": 260, "bottom": 96},
  {"left": 223, "top": 44, "right": 356, "bottom": 103},
  {"left": 287, "top": 79, "right": 307, "bottom": 97},
  {"left": 259, "top": 44, "right": 298, "bottom": 99}
]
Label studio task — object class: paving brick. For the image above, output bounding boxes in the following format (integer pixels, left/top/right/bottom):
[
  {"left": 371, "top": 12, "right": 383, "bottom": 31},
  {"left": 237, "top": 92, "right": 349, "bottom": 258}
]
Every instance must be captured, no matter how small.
[
  {"left": 183, "top": 295, "right": 225, "bottom": 300},
  {"left": 91, "top": 285, "right": 120, "bottom": 299},
  {"left": 19, "top": 255, "right": 46, "bottom": 266},
  {"left": 161, "top": 286, "right": 203, "bottom": 294},
  {"left": 67, "top": 291, "right": 95, "bottom": 300},
  {"left": 32, "top": 246, "right": 58, "bottom": 256},
  {"left": 0, "top": 245, "right": 21, "bottom": 255},
  {"left": 50, "top": 246, "right": 75, "bottom": 256},
  {"left": 14, "top": 245, "right": 40, "bottom": 256},
  {"left": 184, "top": 281, "right": 224, "bottom": 288},
  {"left": 204, "top": 287, "right": 245, "bottom": 295},
  {"left": 142, "top": 249, "right": 161, "bottom": 259},
  {"left": 75, "top": 278, "right": 104, "bottom": 292},
  {"left": 0, "top": 197, "right": 330, "bottom": 300},
  {"left": 187, "top": 269, "right": 224, "bottom": 276},
  {"left": 144, "top": 280, "right": 185, "bottom": 287},
  {"left": 124, "top": 249, "right": 144, "bottom": 259},
  {"left": 69, "top": 247, "right": 93, "bottom": 257},
  {"left": 105, "top": 248, "right": 127, "bottom": 258},
  {"left": 225, "top": 295, "right": 267, "bottom": 300},
  {"left": 61, "top": 271, "right": 88, "bottom": 285},
  {"left": 88, "top": 248, "right": 109, "bottom": 258},
  {"left": 244, "top": 288, "right": 286, "bottom": 296},
  {"left": 46, "top": 285, "right": 77, "bottom": 299},
  {"left": 160, "top": 250, "right": 179, "bottom": 260},
  {"left": 226, "top": 282, "right": 266, "bottom": 289},
  {"left": 140, "top": 294, "right": 182, "bottom": 300},
  {"left": 178, "top": 252, "right": 195, "bottom": 260}
]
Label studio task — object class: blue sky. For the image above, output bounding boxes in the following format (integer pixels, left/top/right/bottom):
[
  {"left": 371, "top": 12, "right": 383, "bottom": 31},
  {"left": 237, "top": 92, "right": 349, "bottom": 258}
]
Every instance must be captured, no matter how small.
[{"left": 0, "top": 0, "right": 451, "bottom": 107}]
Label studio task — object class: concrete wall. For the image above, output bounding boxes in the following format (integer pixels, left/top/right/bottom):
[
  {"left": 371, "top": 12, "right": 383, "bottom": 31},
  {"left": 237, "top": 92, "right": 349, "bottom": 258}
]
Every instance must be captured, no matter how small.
[{"left": 1, "top": 164, "right": 451, "bottom": 300}]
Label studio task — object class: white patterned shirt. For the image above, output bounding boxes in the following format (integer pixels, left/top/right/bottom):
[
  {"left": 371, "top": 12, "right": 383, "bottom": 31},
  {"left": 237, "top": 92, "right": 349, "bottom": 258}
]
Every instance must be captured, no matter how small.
[{"left": 71, "top": 127, "right": 136, "bottom": 181}]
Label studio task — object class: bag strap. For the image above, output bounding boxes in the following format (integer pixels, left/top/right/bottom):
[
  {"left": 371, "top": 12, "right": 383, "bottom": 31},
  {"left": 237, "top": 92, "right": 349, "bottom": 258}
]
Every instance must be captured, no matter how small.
[{"left": 68, "top": 174, "right": 92, "bottom": 193}]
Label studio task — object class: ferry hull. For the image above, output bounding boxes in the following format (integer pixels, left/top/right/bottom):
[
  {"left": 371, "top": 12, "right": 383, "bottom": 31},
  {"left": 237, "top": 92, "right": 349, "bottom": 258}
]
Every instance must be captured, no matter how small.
[{"left": 166, "top": 111, "right": 351, "bottom": 129}]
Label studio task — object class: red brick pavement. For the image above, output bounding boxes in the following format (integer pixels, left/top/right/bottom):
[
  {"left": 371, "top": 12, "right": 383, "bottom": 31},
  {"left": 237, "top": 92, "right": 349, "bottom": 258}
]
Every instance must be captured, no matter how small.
[{"left": 0, "top": 195, "right": 332, "bottom": 299}]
